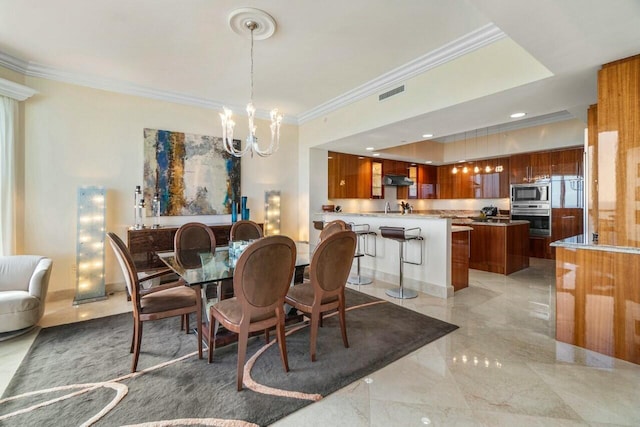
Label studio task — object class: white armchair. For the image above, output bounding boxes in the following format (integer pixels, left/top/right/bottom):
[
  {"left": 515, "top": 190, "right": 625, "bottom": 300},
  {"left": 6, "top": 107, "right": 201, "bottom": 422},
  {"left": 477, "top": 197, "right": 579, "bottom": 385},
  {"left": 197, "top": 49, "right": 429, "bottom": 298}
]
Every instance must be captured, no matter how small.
[{"left": 0, "top": 255, "right": 53, "bottom": 335}]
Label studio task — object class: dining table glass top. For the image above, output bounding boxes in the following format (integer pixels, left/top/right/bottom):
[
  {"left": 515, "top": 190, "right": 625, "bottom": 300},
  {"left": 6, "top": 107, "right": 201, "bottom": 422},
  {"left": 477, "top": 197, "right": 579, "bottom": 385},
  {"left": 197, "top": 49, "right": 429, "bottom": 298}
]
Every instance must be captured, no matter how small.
[{"left": 156, "top": 242, "right": 313, "bottom": 286}]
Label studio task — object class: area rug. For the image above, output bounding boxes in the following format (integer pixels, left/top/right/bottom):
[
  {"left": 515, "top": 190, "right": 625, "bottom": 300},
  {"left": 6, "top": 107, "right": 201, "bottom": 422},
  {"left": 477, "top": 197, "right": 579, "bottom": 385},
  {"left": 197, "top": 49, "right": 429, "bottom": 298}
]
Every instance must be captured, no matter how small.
[{"left": 0, "top": 289, "right": 458, "bottom": 426}]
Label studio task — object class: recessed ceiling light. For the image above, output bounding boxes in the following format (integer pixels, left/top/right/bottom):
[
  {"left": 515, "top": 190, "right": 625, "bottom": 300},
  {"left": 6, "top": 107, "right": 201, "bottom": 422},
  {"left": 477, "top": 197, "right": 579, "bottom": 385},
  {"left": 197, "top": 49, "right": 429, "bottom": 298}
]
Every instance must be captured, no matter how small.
[
  {"left": 422, "top": 133, "right": 433, "bottom": 138},
  {"left": 425, "top": 160, "right": 432, "bottom": 164},
  {"left": 510, "top": 112, "right": 526, "bottom": 118},
  {"left": 365, "top": 147, "right": 375, "bottom": 151},
  {"left": 411, "top": 163, "right": 416, "bottom": 166},
  {"left": 458, "top": 159, "right": 466, "bottom": 163},
  {"left": 358, "top": 156, "right": 364, "bottom": 159},
  {"left": 372, "top": 153, "right": 381, "bottom": 157}
]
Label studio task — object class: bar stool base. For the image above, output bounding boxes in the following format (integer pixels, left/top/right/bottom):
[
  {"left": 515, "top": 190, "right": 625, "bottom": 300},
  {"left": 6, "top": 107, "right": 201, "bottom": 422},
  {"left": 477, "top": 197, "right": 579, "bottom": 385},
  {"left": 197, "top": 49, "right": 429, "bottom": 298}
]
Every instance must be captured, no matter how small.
[
  {"left": 348, "top": 275, "right": 373, "bottom": 285},
  {"left": 386, "top": 287, "right": 418, "bottom": 299}
]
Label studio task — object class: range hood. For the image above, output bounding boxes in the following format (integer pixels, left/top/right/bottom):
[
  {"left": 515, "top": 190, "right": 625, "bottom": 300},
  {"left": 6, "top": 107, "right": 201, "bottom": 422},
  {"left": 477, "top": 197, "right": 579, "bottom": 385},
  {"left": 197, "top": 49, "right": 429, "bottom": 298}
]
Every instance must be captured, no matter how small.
[{"left": 383, "top": 174, "right": 414, "bottom": 186}]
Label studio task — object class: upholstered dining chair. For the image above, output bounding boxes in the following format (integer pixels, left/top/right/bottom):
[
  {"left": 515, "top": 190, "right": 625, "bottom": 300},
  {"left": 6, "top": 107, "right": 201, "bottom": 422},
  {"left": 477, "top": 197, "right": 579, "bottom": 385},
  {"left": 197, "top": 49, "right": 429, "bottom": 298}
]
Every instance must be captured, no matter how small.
[
  {"left": 285, "top": 230, "right": 357, "bottom": 362},
  {"left": 174, "top": 222, "right": 217, "bottom": 269},
  {"left": 107, "top": 232, "right": 203, "bottom": 372},
  {"left": 230, "top": 220, "right": 263, "bottom": 241},
  {"left": 174, "top": 222, "right": 218, "bottom": 330},
  {"left": 208, "top": 235, "right": 296, "bottom": 391},
  {"left": 318, "top": 219, "right": 351, "bottom": 241}
]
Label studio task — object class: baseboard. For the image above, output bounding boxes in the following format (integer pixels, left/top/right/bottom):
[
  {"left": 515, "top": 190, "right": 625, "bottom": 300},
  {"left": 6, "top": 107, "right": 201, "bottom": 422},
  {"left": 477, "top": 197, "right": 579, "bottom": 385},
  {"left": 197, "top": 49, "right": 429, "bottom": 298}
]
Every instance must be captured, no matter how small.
[{"left": 46, "top": 282, "right": 126, "bottom": 302}]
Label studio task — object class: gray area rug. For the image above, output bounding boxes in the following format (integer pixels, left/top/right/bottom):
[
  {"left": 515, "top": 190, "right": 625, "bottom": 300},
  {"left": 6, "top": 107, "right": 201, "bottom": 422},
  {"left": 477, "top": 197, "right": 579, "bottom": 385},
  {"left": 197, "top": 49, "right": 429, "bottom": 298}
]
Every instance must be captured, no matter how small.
[{"left": 0, "top": 289, "right": 458, "bottom": 426}]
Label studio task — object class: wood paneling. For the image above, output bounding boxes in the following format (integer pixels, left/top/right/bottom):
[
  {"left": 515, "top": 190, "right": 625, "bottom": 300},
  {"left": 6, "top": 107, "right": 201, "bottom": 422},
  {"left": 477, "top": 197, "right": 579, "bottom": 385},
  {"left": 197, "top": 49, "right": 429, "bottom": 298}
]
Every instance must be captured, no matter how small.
[
  {"left": 417, "top": 164, "right": 437, "bottom": 199},
  {"left": 597, "top": 54, "right": 640, "bottom": 247},
  {"left": 587, "top": 104, "right": 599, "bottom": 238},
  {"left": 469, "top": 222, "right": 529, "bottom": 275},
  {"left": 556, "top": 246, "right": 640, "bottom": 364},
  {"left": 451, "top": 230, "right": 470, "bottom": 291}
]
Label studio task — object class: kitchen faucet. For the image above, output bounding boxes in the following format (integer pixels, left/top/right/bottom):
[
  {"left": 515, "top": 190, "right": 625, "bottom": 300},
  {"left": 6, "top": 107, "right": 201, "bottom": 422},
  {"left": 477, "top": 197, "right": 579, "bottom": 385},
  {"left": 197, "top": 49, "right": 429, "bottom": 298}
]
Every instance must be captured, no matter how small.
[{"left": 384, "top": 201, "right": 391, "bottom": 214}]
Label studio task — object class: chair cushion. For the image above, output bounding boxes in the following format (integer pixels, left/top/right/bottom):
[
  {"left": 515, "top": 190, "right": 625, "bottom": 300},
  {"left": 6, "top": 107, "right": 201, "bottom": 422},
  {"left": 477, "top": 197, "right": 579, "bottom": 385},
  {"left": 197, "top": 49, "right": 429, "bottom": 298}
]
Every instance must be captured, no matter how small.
[
  {"left": 285, "top": 282, "right": 338, "bottom": 307},
  {"left": 0, "top": 291, "right": 40, "bottom": 333},
  {"left": 212, "top": 297, "right": 274, "bottom": 324},
  {"left": 140, "top": 286, "right": 197, "bottom": 314}
]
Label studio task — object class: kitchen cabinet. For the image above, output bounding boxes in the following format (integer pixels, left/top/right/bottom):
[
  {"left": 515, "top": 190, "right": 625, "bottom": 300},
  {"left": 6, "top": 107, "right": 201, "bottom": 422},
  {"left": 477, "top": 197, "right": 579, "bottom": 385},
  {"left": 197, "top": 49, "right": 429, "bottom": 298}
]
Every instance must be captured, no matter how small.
[
  {"left": 451, "top": 229, "right": 470, "bottom": 291},
  {"left": 418, "top": 164, "right": 437, "bottom": 199},
  {"left": 469, "top": 222, "right": 529, "bottom": 275},
  {"left": 328, "top": 151, "right": 372, "bottom": 199},
  {"left": 471, "top": 157, "right": 510, "bottom": 198},
  {"left": 510, "top": 152, "right": 551, "bottom": 183},
  {"left": 437, "top": 165, "right": 473, "bottom": 199},
  {"left": 372, "top": 160, "right": 383, "bottom": 198}
]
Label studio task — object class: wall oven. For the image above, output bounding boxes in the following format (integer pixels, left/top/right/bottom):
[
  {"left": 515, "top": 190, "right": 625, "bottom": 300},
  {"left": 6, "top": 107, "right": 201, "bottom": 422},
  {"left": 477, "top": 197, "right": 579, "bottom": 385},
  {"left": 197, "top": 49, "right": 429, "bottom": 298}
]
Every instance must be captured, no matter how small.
[{"left": 511, "top": 203, "right": 551, "bottom": 236}]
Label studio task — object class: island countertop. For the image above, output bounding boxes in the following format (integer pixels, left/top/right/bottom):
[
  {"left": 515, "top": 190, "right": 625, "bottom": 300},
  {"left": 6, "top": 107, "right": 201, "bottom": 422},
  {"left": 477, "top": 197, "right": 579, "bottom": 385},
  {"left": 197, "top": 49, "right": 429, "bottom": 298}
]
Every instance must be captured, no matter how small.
[
  {"left": 322, "top": 212, "right": 527, "bottom": 227},
  {"left": 551, "top": 234, "right": 640, "bottom": 254}
]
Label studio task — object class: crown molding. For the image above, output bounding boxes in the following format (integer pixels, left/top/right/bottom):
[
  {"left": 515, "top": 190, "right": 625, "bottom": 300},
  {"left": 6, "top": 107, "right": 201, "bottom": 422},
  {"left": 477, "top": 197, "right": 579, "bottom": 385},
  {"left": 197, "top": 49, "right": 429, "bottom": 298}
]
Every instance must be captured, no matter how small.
[
  {"left": 297, "top": 23, "right": 506, "bottom": 124},
  {"left": 0, "top": 52, "right": 297, "bottom": 124},
  {"left": 0, "top": 76, "right": 37, "bottom": 101},
  {"left": 0, "top": 23, "right": 504, "bottom": 125}
]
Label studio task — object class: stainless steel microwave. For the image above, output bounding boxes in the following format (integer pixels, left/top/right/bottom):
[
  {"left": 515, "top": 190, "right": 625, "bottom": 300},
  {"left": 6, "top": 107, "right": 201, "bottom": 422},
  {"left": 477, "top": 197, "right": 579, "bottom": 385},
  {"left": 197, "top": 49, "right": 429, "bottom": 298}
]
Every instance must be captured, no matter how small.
[{"left": 511, "top": 183, "right": 550, "bottom": 203}]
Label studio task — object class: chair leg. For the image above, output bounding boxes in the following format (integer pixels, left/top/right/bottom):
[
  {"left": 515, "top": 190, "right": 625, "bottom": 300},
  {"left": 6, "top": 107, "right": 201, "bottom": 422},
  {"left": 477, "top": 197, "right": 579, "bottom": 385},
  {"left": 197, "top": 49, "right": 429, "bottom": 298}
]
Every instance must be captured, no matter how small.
[
  {"left": 195, "top": 286, "right": 203, "bottom": 360},
  {"left": 131, "top": 320, "right": 143, "bottom": 372},
  {"left": 275, "top": 308, "right": 289, "bottom": 372},
  {"left": 208, "top": 315, "right": 219, "bottom": 364},
  {"left": 236, "top": 325, "right": 249, "bottom": 391},
  {"left": 338, "top": 295, "right": 349, "bottom": 349},
  {"left": 310, "top": 309, "right": 321, "bottom": 362},
  {"left": 184, "top": 314, "right": 190, "bottom": 334},
  {"left": 130, "top": 321, "right": 135, "bottom": 353},
  {"left": 265, "top": 328, "right": 270, "bottom": 343}
]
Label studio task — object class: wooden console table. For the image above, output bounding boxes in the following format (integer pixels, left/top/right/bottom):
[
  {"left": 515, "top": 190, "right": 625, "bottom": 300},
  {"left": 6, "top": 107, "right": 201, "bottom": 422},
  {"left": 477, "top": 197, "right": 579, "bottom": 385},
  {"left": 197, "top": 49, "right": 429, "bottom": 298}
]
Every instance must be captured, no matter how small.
[{"left": 128, "top": 224, "right": 237, "bottom": 271}]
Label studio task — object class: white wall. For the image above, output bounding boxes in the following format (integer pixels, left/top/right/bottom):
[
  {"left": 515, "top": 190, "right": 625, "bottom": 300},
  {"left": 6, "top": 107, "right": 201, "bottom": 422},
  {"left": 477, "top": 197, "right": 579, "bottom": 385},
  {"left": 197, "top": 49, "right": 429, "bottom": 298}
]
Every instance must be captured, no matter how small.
[{"left": 14, "top": 75, "right": 298, "bottom": 293}]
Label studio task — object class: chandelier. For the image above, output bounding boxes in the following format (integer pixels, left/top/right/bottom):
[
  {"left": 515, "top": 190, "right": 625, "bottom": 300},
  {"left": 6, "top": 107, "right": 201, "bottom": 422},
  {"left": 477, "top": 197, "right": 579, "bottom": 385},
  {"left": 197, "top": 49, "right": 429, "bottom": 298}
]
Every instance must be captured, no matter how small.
[{"left": 220, "top": 8, "right": 282, "bottom": 158}]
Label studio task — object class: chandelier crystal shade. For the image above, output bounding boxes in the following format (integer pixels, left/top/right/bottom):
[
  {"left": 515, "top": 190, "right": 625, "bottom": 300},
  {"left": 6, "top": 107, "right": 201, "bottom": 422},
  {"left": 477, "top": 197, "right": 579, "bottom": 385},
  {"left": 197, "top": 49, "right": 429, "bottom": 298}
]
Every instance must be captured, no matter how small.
[{"left": 220, "top": 9, "right": 282, "bottom": 158}]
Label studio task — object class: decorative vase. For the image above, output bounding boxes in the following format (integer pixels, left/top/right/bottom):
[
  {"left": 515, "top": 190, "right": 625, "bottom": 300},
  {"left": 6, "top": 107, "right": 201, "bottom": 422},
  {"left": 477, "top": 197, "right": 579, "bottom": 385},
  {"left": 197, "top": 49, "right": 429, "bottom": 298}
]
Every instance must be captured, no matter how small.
[
  {"left": 231, "top": 202, "right": 238, "bottom": 223},
  {"left": 241, "top": 196, "right": 249, "bottom": 220}
]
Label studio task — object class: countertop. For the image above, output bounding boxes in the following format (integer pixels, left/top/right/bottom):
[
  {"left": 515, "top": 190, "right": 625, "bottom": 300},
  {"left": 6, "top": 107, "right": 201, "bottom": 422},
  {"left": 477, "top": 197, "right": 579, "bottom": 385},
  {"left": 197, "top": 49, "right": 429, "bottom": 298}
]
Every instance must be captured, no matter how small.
[
  {"left": 322, "top": 212, "right": 526, "bottom": 227},
  {"left": 551, "top": 234, "right": 640, "bottom": 254}
]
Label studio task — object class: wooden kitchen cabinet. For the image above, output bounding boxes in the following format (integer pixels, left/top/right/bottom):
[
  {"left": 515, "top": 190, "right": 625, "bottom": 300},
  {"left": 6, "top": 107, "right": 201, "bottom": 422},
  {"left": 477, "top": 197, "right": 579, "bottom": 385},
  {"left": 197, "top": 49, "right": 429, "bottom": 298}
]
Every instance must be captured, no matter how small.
[
  {"left": 510, "top": 152, "right": 551, "bottom": 183},
  {"left": 451, "top": 230, "right": 470, "bottom": 291},
  {"left": 418, "top": 164, "right": 437, "bottom": 199},
  {"left": 472, "top": 157, "right": 510, "bottom": 198},
  {"left": 469, "top": 222, "right": 529, "bottom": 275},
  {"left": 328, "top": 151, "right": 372, "bottom": 199},
  {"left": 437, "top": 165, "right": 473, "bottom": 199}
]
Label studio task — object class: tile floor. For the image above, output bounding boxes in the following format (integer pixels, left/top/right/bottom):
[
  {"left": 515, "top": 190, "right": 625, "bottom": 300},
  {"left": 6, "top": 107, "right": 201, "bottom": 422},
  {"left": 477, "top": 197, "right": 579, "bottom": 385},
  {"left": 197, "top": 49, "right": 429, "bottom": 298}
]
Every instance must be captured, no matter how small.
[{"left": 2, "top": 259, "right": 640, "bottom": 426}]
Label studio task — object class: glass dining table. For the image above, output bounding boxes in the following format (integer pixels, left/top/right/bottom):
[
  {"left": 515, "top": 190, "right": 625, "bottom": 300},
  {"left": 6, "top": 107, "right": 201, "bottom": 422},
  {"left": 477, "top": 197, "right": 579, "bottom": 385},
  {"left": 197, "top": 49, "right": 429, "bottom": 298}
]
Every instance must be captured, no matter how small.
[{"left": 156, "top": 241, "right": 312, "bottom": 288}]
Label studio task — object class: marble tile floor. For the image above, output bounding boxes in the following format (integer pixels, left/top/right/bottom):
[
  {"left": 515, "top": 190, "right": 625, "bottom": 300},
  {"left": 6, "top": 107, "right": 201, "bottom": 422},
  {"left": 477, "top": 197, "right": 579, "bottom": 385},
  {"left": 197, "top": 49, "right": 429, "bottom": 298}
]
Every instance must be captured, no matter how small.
[{"left": 2, "top": 258, "right": 640, "bottom": 426}]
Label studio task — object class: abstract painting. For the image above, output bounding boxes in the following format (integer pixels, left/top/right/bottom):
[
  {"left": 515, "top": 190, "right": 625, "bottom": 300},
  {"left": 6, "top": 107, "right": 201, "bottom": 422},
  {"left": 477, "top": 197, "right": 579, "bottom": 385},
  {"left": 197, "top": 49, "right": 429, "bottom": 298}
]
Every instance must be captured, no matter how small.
[{"left": 143, "top": 128, "right": 241, "bottom": 216}]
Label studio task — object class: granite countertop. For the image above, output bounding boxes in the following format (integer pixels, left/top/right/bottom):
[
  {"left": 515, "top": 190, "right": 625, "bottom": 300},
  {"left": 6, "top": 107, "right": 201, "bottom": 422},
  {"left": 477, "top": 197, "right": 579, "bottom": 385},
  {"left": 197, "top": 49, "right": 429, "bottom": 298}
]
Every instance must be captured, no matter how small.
[{"left": 551, "top": 234, "right": 640, "bottom": 254}]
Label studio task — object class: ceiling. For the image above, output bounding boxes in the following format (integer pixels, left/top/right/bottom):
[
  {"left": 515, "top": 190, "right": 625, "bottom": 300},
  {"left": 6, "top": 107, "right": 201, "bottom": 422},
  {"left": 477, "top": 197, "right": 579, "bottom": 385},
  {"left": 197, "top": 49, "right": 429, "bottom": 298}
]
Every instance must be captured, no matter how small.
[{"left": 1, "top": 0, "right": 639, "bottom": 159}]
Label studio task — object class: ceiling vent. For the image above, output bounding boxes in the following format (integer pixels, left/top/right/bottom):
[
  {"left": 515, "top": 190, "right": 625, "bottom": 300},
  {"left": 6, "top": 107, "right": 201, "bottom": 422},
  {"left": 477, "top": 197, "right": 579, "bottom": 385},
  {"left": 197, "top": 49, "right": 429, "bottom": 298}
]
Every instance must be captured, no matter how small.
[{"left": 379, "top": 85, "right": 405, "bottom": 101}]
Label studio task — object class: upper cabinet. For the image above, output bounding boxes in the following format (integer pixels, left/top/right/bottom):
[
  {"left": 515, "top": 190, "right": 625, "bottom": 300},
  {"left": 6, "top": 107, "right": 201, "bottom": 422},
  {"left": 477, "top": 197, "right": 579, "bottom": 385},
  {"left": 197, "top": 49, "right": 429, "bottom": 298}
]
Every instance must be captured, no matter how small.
[
  {"left": 472, "top": 157, "right": 510, "bottom": 198},
  {"left": 328, "top": 151, "right": 372, "bottom": 199},
  {"left": 510, "top": 152, "right": 551, "bottom": 183}
]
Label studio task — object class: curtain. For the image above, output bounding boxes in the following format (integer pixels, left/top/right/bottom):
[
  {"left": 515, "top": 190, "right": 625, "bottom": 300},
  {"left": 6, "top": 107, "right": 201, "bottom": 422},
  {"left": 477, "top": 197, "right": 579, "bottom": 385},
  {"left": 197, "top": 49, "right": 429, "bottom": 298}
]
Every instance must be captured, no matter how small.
[{"left": 0, "top": 95, "right": 17, "bottom": 256}]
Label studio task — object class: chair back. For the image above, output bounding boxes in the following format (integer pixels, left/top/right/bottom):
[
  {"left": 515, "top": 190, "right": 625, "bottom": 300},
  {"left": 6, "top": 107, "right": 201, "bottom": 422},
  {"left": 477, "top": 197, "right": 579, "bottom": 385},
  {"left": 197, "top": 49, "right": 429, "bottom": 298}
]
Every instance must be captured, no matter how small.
[
  {"left": 310, "top": 230, "right": 357, "bottom": 295},
  {"left": 107, "top": 232, "right": 141, "bottom": 308},
  {"left": 319, "top": 219, "right": 351, "bottom": 241},
  {"left": 230, "top": 220, "right": 263, "bottom": 241},
  {"left": 233, "top": 235, "right": 296, "bottom": 322},
  {"left": 174, "top": 222, "right": 216, "bottom": 268}
]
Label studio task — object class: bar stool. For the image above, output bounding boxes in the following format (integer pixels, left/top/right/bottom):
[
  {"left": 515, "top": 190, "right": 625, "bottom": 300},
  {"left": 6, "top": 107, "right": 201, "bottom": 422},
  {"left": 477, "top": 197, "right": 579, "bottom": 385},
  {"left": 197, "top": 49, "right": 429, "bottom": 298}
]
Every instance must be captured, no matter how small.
[
  {"left": 347, "top": 223, "right": 377, "bottom": 285},
  {"left": 379, "top": 226, "right": 423, "bottom": 299}
]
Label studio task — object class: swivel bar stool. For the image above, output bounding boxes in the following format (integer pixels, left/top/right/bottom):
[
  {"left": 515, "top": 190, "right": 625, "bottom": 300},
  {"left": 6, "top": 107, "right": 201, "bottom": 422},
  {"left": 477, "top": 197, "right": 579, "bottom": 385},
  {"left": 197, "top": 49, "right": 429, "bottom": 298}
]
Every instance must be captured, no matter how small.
[
  {"left": 379, "top": 226, "right": 423, "bottom": 299},
  {"left": 347, "top": 223, "right": 377, "bottom": 285}
]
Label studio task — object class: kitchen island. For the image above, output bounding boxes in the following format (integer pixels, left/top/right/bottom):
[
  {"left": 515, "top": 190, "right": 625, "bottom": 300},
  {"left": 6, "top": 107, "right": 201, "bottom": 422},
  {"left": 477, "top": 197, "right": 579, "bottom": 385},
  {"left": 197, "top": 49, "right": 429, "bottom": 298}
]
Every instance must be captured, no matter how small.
[
  {"left": 322, "top": 212, "right": 471, "bottom": 298},
  {"left": 462, "top": 219, "right": 530, "bottom": 275}
]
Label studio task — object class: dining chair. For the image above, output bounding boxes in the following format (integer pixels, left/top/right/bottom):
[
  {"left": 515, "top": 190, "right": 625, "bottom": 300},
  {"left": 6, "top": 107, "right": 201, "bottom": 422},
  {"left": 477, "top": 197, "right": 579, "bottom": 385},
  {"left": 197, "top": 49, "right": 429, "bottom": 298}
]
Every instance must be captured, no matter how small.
[
  {"left": 107, "top": 232, "right": 203, "bottom": 372},
  {"left": 230, "top": 219, "right": 263, "bottom": 241},
  {"left": 208, "top": 235, "right": 296, "bottom": 391},
  {"left": 174, "top": 222, "right": 217, "bottom": 269},
  {"left": 319, "top": 219, "right": 351, "bottom": 241},
  {"left": 174, "top": 222, "right": 219, "bottom": 331},
  {"left": 285, "top": 230, "right": 357, "bottom": 362}
]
